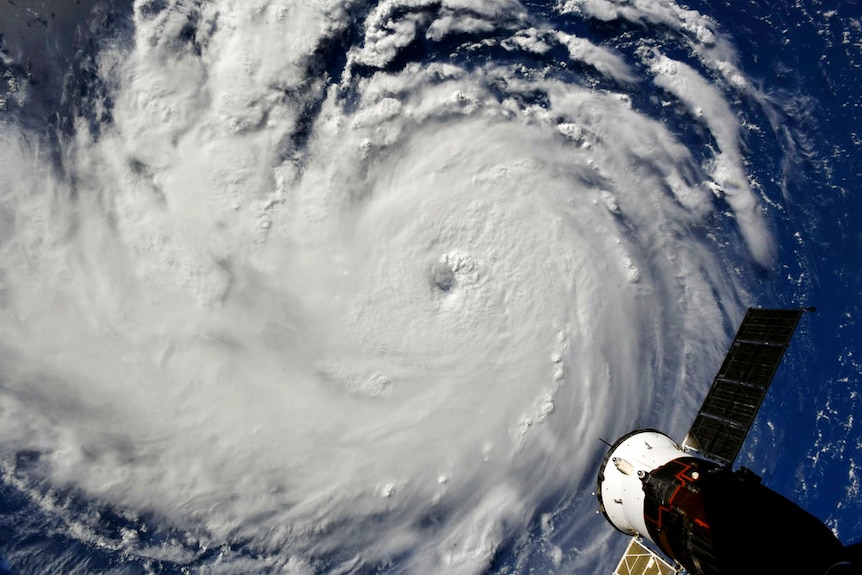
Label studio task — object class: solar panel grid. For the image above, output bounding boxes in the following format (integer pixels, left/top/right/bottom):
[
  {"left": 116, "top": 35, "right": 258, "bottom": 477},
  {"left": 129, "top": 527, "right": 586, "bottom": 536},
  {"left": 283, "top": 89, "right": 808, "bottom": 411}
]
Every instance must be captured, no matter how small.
[{"left": 682, "top": 308, "right": 805, "bottom": 465}]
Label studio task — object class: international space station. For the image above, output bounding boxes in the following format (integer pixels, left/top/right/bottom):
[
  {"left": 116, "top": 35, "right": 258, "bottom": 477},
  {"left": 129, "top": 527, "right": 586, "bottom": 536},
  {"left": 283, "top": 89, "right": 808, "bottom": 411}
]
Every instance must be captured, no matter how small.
[{"left": 596, "top": 307, "right": 862, "bottom": 575}]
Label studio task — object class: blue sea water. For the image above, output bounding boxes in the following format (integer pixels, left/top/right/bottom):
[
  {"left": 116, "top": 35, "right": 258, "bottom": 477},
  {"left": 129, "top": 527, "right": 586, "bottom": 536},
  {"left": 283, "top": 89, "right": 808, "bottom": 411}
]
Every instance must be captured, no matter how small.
[
  {"left": 0, "top": 0, "right": 860, "bottom": 574},
  {"left": 715, "top": 0, "right": 862, "bottom": 545}
]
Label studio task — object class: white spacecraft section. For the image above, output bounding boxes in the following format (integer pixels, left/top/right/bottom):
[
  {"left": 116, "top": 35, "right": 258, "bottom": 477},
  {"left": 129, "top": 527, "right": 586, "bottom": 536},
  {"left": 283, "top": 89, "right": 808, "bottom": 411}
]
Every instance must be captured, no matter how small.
[{"left": 598, "top": 430, "right": 695, "bottom": 539}]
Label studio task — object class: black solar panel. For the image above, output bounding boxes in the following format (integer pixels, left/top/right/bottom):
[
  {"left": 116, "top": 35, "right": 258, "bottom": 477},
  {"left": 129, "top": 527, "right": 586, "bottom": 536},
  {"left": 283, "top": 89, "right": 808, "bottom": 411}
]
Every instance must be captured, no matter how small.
[{"left": 682, "top": 308, "right": 805, "bottom": 465}]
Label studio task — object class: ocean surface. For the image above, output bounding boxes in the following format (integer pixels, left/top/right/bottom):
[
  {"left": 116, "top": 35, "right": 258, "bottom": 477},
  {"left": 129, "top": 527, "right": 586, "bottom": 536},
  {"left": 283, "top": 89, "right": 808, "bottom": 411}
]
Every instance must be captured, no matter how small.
[{"left": 0, "top": 0, "right": 860, "bottom": 573}]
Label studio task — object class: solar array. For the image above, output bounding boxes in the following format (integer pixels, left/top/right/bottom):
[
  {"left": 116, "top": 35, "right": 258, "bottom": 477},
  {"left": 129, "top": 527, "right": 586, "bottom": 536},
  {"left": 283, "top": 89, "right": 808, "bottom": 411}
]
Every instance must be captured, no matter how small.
[
  {"left": 682, "top": 308, "right": 805, "bottom": 465},
  {"left": 613, "top": 538, "right": 678, "bottom": 575}
]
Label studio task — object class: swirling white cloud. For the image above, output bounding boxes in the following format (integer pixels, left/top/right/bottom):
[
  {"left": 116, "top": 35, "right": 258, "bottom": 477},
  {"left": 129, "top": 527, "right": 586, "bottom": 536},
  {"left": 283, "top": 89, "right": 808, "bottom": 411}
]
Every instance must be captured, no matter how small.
[{"left": 0, "top": 0, "right": 779, "bottom": 573}]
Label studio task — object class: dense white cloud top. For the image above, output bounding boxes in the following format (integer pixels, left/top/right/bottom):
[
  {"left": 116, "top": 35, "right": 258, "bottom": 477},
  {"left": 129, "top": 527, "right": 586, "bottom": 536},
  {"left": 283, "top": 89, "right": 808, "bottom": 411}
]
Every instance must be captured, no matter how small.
[{"left": 0, "top": 0, "right": 782, "bottom": 573}]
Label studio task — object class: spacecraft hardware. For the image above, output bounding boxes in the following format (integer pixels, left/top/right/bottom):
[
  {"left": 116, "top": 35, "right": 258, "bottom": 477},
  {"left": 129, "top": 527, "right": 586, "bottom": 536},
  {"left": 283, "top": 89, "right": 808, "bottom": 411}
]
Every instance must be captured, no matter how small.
[{"left": 596, "top": 308, "right": 862, "bottom": 575}]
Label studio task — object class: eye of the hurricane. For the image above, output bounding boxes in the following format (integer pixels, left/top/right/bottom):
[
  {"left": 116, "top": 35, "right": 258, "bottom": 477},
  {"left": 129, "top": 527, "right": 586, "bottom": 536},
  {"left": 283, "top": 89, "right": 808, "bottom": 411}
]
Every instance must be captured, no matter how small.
[
  {"left": 431, "top": 250, "right": 476, "bottom": 294},
  {"left": 432, "top": 261, "right": 456, "bottom": 292}
]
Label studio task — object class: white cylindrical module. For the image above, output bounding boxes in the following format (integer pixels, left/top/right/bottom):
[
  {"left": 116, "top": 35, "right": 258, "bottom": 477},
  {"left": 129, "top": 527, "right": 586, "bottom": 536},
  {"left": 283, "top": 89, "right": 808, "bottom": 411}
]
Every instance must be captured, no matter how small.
[{"left": 596, "top": 429, "right": 689, "bottom": 540}]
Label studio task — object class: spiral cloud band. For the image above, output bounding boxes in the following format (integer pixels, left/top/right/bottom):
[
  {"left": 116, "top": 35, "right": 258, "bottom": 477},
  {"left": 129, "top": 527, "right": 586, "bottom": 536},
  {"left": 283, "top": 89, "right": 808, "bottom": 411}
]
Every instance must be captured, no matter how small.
[{"left": 0, "top": 0, "right": 781, "bottom": 573}]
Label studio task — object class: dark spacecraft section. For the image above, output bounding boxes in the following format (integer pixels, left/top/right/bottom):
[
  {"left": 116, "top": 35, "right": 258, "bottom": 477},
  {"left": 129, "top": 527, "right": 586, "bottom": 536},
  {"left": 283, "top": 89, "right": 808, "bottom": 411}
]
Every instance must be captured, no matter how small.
[
  {"left": 640, "top": 456, "right": 722, "bottom": 574},
  {"left": 641, "top": 458, "right": 847, "bottom": 575},
  {"left": 683, "top": 308, "right": 806, "bottom": 465}
]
